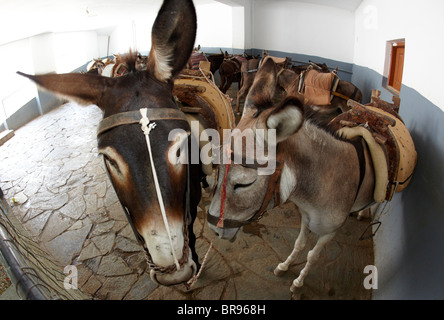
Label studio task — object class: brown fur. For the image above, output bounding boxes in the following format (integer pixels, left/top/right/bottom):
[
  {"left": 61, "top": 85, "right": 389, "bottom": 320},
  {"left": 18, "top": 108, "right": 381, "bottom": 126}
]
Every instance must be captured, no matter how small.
[{"left": 18, "top": 0, "right": 201, "bottom": 286}]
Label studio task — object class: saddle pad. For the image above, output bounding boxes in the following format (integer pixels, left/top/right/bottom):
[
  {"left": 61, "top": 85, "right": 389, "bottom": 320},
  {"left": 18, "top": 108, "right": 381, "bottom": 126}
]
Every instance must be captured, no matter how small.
[
  {"left": 235, "top": 55, "right": 248, "bottom": 63},
  {"left": 268, "top": 56, "right": 287, "bottom": 65},
  {"left": 302, "top": 70, "right": 335, "bottom": 106},
  {"left": 190, "top": 52, "right": 208, "bottom": 70},
  {"left": 338, "top": 126, "right": 389, "bottom": 203}
]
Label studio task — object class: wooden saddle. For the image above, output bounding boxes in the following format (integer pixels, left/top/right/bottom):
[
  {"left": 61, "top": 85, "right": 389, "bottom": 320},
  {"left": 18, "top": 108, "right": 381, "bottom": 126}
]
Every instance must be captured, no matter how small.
[{"left": 328, "top": 93, "right": 417, "bottom": 202}]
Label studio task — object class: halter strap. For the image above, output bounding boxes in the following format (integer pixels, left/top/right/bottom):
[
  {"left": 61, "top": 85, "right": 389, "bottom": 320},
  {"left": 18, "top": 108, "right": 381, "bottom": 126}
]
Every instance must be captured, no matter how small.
[
  {"left": 211, "top": 146, "right": 285, "bottom": 229},
  {"left": 97, "top": 108, "right": 188, "bottom": 137},
  {"left": 139, "top": 108, "right": 180, "bottom": 270}
]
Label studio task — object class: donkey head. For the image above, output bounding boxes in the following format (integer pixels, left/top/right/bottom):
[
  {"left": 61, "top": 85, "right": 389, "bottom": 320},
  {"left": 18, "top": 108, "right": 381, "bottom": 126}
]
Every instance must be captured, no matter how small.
[
  {"left": 19, "top": 0, "right": 199, "bottom": 286},
  {"left": 208, "top": 58, "right": 305, "bottom": 241}
]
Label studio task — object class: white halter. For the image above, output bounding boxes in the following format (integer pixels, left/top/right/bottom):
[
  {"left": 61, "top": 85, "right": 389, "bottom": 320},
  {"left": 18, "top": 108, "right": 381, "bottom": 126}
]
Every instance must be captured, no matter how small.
[{"left": 139, "top": 108, "right": 181, "bottom": 270}]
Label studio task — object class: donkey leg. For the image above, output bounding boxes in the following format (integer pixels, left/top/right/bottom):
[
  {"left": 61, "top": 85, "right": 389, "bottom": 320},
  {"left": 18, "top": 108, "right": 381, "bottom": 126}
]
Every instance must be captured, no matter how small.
[
  {"left": 235, "top": 90, "right": 244, "bottom": 114},
  {"left": 274, "top": 220, "right": 308, "bottom": 276},
  {"left": 219, "top": 76, "right": 225, "bottom": 92},
  {"left": 290, "top": 232, "right": 335, "bottom": 292}
]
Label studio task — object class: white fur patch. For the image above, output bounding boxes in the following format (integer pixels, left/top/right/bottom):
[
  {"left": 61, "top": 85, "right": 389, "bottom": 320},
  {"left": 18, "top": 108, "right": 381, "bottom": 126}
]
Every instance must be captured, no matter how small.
[
  {"left": 152, "top": 46, "right": 173, "bottom": 82},
  {"left": 98, "top": 146, "right": 130, "bottom": 182},
  {"left": 280, "top": 163, "right": 297, "bottom": 203},
  {"left": 141, "top": 221, "right": 185, "bottom": 267}
]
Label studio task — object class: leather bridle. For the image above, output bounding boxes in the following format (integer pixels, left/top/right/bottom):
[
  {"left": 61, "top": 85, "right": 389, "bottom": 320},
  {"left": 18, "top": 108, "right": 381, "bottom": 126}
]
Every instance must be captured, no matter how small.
[
  {"left": 207, "top": 144, "right": 285, "bottom": 229},
  {"left": 97, "top": 107, "right": 193, "bottom": 275}
]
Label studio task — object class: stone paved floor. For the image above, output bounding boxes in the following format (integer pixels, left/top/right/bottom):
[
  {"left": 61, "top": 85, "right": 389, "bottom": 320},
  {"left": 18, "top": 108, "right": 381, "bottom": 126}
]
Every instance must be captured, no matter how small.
[{"left": 0, "top": 101, "right": 374, "bottom": 300}]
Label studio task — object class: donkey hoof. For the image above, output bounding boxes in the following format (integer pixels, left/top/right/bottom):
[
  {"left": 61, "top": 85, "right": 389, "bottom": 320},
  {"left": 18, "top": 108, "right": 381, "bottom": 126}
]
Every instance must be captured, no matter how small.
[
  {"left": 273, "top": 263, "right": 288, "bottom": 276},
  {"left": 274, "top": 268, "right": 285, "bottom": 277},
  {"left": 290, "top": 279, "right": 303, "bottom": 292}
]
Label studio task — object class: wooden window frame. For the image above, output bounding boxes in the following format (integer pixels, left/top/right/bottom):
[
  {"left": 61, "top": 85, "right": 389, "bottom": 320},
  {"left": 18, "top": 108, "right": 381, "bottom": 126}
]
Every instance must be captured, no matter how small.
[{"left": 383, "top": 39, "right": 405, "bottom": 96}]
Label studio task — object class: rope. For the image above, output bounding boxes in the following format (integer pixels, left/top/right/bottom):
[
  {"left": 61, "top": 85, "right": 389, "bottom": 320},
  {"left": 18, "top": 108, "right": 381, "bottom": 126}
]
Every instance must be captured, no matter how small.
[
  {"left": 139, "top": 108, "right": 181, "bottom": 271},
  {"left": 217, "top": 144, "right": 232, "bottom": 228},
  {"left": 185, "top": 237, "right": 215, "bottom": 290},
  {"left": 197, "top": 66, "right": 235, "bottom": 129}
]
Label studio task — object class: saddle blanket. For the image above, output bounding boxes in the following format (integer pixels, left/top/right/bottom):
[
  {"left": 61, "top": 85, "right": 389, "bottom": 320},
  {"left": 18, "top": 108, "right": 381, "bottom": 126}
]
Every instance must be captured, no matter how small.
[
  {"left": 190, "top": 52, "right": 208, "bottom": 70},
  {"left": 299, "top": 69, "right": 338, "bottom": 106}
]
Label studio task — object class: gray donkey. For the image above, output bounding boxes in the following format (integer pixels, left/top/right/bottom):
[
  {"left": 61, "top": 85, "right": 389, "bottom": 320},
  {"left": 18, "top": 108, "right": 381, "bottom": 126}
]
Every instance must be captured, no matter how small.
[{"left": 207, "top": 57, "right": 376, "bottom": 292}]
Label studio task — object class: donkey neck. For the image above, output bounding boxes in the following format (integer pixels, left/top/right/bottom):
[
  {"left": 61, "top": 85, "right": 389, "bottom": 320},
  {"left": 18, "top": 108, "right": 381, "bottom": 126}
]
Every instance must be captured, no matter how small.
[{"left": 280, "top": 120, "right": 361, "bottom": 207}]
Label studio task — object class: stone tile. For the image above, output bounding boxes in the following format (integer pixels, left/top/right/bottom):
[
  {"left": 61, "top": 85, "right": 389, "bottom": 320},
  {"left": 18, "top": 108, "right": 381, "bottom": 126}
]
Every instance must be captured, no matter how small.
[
  {"left": 60, "top": 196, "right": 86, "bottom": 220},
  {"left": 115, "top": 235, "right": 141, "bottom": 253},
  {"left": 148, "top": 286, "right": 187, "bottom": 300},
  {"left": 90, "top": 220, "right": 115, "bottom": 236},
  {"left": 32, "top": 193, "right": 69, "bottom": 211},
  {"left": 40, "top": 211, "right": 74, "bottom": 242},
  {"left": 81, "top": 275, "right": 103, "bottom": 296},
  {"left": 124, "top": 274, "right": 157, "bottom": 300},
  {"left": 97, "top": 255, "right": 133, "bottom": 276},
  {"left": 96, "top": 274, "right": 138, "bottom": 300},
  {"left": 126, "top": 252, "right": 147, "bottom": 275},
  {"left": 44, "top": 218, "right": 92, "bottom": 266},
  {"left": 91, "top": 232, "right": 116, "bottom": 255},
  {"left": 78, "top": 241, "right": 102, "bottom": 262}
]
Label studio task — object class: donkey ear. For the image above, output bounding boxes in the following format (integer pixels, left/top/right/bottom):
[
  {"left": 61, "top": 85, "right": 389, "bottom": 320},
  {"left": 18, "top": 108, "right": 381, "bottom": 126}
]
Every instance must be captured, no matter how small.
[
  {"left": 17, "top": 72, "right": 112, "bottom": 109},
  {"left": 264, "top": 97, "right": 305, "bottom": 143},
  {"left": 245, "top": 57, "right": 277, "bottom": 111},
  {"left": 148, "top": 0, "right": 197, "bottom": 82}
]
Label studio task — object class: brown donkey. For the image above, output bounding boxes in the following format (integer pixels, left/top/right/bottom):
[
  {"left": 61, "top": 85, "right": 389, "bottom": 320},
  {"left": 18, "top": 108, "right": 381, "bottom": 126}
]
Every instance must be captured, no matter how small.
[
  {"left": 18, "top": 0, "right": 202, "bottom": 286},
  {"left": 207, "top": 58, "right": 376, "bottom": 291}
]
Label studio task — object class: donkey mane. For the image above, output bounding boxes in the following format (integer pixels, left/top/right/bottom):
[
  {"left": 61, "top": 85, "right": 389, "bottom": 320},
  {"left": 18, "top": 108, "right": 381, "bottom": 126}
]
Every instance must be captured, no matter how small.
[
  {"left": 115, "top": 49, "right": 140, "bottom": 73},
  {"left": 303, "top": 105, "right": 351, "bottom": 142}
]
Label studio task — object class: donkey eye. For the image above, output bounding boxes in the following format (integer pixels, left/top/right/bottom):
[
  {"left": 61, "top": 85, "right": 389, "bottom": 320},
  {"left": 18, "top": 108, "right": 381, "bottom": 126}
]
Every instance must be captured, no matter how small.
[
  {"left": 234, "top": 180, "right": 256, "bottom": 191},
  {"left": 104, "top": 155, "right": 120, "bottom": 172}
]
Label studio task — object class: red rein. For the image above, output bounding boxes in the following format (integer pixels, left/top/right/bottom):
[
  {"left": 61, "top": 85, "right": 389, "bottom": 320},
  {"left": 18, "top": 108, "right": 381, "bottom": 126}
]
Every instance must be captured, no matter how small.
[{"left": 217, "top": 145, "right": 232, "bottom": 228}]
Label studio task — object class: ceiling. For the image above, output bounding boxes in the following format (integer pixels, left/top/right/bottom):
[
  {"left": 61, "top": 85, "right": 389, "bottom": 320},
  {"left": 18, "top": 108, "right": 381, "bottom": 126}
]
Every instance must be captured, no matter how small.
[
  {"left": 0, "top": 0, "right": 363, "bottom": 45},
  {"left": 293, "top": 0, "right": 363, "bottom": 12},
  {"left": 0, "top": 0, "right": 214, "bottom": 45}
]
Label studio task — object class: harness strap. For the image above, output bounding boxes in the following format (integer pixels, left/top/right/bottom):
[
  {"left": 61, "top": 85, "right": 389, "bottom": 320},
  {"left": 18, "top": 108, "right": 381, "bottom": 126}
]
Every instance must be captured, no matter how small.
[
  {"left": 217, "top": 144, "right": 232, "bottom": 228},
  {"left": 331, "top": 91, "right": 352, "bottom": 101},
  {"left": 212, "top": 147, "right": 285, "bottom": 229},
  {"left": 97, "top": 108, "right": 188, "bottom": 136},
  {"left": 139, "top": 108, "right": 181, "bottom": 271},
  {"left": 350, "top": 86, "right": 360, "bottom": 100},
  {"left": 352, "top": 138, "right": 367, "bottom": 204}
]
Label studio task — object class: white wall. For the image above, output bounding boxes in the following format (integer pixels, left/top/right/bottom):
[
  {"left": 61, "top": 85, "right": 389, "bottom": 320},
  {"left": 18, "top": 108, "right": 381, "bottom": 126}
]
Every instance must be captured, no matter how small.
[
  {"left": 52, "top": 31, "right": 99, "bottom": 73},
  {"left": 196, "top": 3, "right": 233, "bottom": 49},
  {"left": 0, "top": 31, "right": 99, "bottom": 124},
  {"left": 354, "top": 0, "right": 444, "bottom": 111},
  {"left": 0, "top": 38, "right": 36, "bottom": 122},
  {"left": 104, "top": 3, "right": 233, "bottom": 56},
  {"left": 251, "top": 0, "right": 355, "bottom": 63},
  {"left": 353, "top": 0, "right": 444, "bottom": 299}
]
